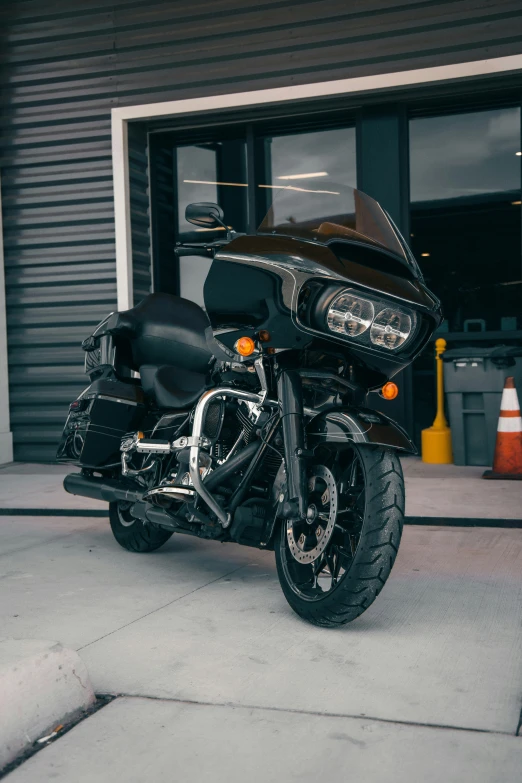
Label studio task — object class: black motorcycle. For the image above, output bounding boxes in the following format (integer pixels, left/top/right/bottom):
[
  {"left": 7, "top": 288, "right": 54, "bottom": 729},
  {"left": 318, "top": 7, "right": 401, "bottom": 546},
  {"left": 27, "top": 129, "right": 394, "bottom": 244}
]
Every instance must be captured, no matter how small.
[{"left": 58, "top": 183, "right": 441, "bottom": 627}]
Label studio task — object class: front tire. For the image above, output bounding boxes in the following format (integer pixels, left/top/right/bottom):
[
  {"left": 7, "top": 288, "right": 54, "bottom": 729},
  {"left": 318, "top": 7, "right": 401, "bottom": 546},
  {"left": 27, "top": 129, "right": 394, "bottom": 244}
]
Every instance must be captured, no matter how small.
[
  {"left": 109, "top": 501, "right": 173, "bottom": 552},
  {"left": 275, "top": 445, "right": 404, "bottom": 627}
]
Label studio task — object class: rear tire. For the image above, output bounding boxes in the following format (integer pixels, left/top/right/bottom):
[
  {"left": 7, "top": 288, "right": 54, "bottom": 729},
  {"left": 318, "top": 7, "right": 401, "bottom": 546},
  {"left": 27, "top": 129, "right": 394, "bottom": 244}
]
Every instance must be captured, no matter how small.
[
  {"left": 275, "top": 445, "right": 404, "bottom": 627},
  {"left": 109, "top": 501, "right": 173, "bottom": 552}
]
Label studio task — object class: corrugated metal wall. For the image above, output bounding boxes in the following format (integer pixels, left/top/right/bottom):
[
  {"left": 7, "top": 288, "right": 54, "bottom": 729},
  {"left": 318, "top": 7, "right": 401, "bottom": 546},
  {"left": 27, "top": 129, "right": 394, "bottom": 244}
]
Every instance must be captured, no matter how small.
[{"left": 2, "top": 0, "right": 522, "bottom": 461}]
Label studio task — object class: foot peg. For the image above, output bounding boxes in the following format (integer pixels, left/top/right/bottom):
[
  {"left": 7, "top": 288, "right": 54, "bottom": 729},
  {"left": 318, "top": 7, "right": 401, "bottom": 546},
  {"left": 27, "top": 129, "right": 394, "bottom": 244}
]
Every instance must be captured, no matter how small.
[
  {"left": 122, "top": 435, "right": 211, "bottom": 455},
  {"left": 135, "top": 439, "right": 171, "bottom": 454}
]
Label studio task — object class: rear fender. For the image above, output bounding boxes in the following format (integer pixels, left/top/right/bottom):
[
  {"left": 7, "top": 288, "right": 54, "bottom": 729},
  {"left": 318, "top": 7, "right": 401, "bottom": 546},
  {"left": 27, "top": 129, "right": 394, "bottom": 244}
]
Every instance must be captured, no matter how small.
[{"left": 306, "top": 406, "right": 416, "bottom": 454}]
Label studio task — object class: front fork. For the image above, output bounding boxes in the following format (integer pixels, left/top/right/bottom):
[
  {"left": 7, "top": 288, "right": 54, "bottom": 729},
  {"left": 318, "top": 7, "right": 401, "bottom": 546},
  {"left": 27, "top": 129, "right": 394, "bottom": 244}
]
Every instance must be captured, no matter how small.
[{"left": 277, "top": 370, "right": 309, "bottom": 519}]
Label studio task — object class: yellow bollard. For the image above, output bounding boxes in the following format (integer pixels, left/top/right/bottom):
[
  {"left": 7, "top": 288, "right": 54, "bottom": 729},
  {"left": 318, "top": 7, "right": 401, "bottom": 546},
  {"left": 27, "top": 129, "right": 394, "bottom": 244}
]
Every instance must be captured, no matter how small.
[{"left": 421, "top": 338, "right": 453, "bottom": 464}]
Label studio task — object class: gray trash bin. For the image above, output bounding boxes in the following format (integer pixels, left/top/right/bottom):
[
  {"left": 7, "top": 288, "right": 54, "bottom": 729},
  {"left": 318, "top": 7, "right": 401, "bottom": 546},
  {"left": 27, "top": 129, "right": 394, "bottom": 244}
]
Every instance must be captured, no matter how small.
[{"left": 443, "top": 346, "right": 522, "bottom": 466}]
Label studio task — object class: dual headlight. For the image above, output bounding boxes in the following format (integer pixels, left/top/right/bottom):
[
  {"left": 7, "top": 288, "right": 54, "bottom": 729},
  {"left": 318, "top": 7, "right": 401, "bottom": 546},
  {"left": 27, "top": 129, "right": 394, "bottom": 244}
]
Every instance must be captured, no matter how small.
[{"left": 326, "top": 289, "right": 415, "bottom": 351}]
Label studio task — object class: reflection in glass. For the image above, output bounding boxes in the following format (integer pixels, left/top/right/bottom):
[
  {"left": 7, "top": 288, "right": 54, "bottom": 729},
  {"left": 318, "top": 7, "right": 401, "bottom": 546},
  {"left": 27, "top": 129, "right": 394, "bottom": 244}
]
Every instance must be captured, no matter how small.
[
  {"left": 409, "top": 106, "right": 521, "bottom": 445},
  {"left": 410, "top": 107, "right": 521, "bottom": 333},
  {"left": 177, "top": 145, "right": 218, "bottom": 235},
  {"left": 259, "top": 127, "right": 357, "bottom": 224},
  {"left": 175, "top": 141, "right": 247, "bottom": 306},
  {"left": 176, "top": 141, "right": 247, "bottom": 237},
  {"left": 267, "top": 127, "right": 357, "bottom": 186},
  {"left": 410, "top": 108, "right": 520, "bottom": 201}
]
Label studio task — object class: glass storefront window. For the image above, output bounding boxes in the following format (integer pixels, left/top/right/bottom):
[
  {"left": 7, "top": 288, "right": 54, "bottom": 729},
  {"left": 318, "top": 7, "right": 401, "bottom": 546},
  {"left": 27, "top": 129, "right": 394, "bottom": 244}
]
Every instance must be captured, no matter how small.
[
  {"left": 409, "top": 107, "right": 521, "bottom": 334},
  {"left": 173, "top": 128, "right": 356, "bottom": 305},
  {"left": 176, "top": 141, "right": 248, "bottom": 238},
  {"left": 175, "top": 141, "right": 247, "bottom": 305},
  {"left": 177, "top": 145, "right": 219, "bottom": 236},
  {"left": 258, "top": 127, "right": 357, "bottom": 223}
]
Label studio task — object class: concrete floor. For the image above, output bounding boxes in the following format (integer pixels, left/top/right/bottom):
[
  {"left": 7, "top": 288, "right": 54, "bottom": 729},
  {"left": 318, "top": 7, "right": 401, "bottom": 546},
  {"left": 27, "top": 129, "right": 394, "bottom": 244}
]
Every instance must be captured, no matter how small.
[
  {"left": 8, "top": 697, "right": 522, "bottom": 783},
  {"left": 401, "top": 458, "right": 522, "bottom": 520},
  {"left": 0, "top": 463, "right": 103, "bottom": 513},
  {"left": 1, "top": 512, "right": 521, "bottom": 781},
  {"left": 2, "top": 457, "right": 522, "bottom": 519}
]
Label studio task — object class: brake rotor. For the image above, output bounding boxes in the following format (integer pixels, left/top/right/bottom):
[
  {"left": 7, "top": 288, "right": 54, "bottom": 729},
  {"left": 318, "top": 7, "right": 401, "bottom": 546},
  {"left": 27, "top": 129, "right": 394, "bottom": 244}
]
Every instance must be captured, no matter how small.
[{"left": 286, "top": 465, "right": 338, "bottom": 564}]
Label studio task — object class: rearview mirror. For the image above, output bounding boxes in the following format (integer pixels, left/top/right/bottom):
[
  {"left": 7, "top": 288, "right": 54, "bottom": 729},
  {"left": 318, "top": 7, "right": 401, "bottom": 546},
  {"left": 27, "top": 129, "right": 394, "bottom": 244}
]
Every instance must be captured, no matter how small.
[{"left": 185, "top": 202, "right": 224, "bottom": 229}]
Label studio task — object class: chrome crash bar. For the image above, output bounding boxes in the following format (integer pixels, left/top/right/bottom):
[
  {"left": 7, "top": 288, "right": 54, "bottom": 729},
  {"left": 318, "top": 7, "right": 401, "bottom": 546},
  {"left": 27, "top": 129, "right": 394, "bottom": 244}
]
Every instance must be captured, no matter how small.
[{"left": 189, "top": 387, "right": 266, "bottom": 528}]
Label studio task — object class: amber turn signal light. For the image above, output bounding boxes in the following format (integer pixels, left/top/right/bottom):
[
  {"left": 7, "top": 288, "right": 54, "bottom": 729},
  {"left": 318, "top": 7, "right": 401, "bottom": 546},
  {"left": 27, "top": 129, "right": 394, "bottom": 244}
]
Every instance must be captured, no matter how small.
[
  {"left": 381, "top": 382, "right": 399, "bottom": 400},
  {"left": 235, "top": 336, "right": 256, "bottom": 356}
]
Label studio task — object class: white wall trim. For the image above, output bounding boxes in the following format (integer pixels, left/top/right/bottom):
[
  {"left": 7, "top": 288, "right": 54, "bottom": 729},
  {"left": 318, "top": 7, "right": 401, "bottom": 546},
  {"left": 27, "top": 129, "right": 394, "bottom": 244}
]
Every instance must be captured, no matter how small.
[
  {"left": 111, "top": 54, "right": 522, "bottom": 309},
  {"left": 0, "top": 171, "right": 14, "bottom": 465},
  {"left": 112, "top": 114, "right": 134, "bottom": 311}
]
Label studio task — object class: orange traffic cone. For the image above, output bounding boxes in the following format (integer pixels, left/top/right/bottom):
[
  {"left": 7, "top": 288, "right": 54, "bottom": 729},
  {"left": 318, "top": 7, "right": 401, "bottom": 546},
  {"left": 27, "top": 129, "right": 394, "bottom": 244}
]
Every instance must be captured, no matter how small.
[{"left": 483, "top": 376, "right": 522, "bottom": 479}]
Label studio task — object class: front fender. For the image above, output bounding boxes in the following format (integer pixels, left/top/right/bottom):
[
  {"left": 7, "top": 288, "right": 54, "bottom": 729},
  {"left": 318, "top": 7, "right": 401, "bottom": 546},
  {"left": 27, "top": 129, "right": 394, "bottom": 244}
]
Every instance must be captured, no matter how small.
[{"left": 306, "top": 406, "right": 417, "bottom": 454}]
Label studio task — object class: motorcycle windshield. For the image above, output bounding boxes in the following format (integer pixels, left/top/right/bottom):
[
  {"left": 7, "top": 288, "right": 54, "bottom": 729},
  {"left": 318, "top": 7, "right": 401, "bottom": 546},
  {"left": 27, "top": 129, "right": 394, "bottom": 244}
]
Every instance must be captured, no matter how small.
[{"left": 257, "top": 181, "right": 409, "bottom": 264}]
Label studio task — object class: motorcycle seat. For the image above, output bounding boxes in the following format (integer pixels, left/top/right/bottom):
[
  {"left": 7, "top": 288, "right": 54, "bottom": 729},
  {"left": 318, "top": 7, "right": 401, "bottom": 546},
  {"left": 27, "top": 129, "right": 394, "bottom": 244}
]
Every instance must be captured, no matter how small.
[
  {"left": 107, "top": 292, "right": 213, "bottom": 374},
  {"left": 139, "top": 365, "right": 206, "bottom": 409}
]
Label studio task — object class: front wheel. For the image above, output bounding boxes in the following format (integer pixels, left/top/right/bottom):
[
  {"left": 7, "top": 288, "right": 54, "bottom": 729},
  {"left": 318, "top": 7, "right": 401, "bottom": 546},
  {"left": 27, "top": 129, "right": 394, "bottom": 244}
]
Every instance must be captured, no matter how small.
[
  {"left": 275, "top": 445, "right": 404, "bottom": 627},
  {"left": 109, "top": 501, "right": 173, "bottom": 552}
]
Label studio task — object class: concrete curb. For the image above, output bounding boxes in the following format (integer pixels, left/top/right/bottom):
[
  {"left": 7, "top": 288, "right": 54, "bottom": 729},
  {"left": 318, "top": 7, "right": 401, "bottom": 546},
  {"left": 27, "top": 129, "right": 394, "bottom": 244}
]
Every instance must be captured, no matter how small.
[{"left": 0, "top": 639, "right": 95, "bottom": 770}]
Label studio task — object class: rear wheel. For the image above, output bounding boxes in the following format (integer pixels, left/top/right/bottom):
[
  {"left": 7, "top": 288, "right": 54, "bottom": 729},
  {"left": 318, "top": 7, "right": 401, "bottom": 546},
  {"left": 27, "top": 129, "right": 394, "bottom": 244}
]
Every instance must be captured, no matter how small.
[
  {"left": 109, "top": 501, "right": 173, "bottom": 552},
  {"left": 275, "top": 445, "right": 404, "bottom": 627}
]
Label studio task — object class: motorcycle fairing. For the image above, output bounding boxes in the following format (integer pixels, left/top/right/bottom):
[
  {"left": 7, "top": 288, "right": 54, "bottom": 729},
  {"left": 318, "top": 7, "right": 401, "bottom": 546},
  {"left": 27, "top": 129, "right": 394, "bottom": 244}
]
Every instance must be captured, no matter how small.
[{"left": 205, "top": 236, "right": 441, "bottom": 382}]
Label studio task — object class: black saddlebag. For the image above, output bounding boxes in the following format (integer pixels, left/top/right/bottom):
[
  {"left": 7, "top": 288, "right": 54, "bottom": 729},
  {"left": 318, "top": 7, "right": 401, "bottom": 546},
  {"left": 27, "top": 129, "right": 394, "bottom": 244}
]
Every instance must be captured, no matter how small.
[{"left": 57, "top": 378, "right": 145, "bottom": 468}]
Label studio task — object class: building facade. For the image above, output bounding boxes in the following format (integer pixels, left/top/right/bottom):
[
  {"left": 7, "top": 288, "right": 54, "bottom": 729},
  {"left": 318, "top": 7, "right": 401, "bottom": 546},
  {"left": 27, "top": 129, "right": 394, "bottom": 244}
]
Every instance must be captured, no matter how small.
[{"left": 1, "top": 0, "right": 522, "bottom": 461}]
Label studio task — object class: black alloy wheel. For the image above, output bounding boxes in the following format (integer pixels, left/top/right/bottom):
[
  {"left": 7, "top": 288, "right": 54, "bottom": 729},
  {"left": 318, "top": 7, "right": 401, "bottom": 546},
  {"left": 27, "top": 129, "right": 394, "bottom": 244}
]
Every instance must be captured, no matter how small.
[{"left": 275, "top": 445, "right": 404, "bottom": 627}]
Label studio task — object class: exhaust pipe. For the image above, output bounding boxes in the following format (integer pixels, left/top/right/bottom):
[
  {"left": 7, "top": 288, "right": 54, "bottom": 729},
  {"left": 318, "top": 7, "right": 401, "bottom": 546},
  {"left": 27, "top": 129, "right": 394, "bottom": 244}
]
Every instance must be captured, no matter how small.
[
  {"left": 64, "top": 440, "right": 261, "bottom": 508},
  {"left": 204, "top": 440, "right": 259, "bottom": 490},
  {"left": 63, "top": 473, "right": 142, "bottom": 504}
]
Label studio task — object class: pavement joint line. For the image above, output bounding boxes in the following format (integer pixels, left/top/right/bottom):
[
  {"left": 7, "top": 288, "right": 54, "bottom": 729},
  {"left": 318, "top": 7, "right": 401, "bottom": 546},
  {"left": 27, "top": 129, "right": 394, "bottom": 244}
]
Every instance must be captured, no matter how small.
[
  {"left": 94, "top": 692, "right": 518, "bottom": 738},
  {"left": 77, "top": 564, "right": 249, "bottom": 652},
  {"left": 1, "top": 508, "right": 521, "bottom": 527},
  {"left": 404, "top": 517, "right": 522, "bottom": 528},
  {"left": 0, "top": 695, "right": 115, "bottom": 781},
  {"left": 0, "top": 509, "right": 107, "bottom": 517}
]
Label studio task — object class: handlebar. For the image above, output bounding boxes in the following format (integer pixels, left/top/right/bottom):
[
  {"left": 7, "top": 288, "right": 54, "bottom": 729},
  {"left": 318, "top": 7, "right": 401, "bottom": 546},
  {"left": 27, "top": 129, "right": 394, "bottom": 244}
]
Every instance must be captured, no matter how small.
[
  {"left": 174, "top": 232, "right": 246, "bottom": 258},
  {"left": 174, "top": 246, "right": 212, "bottom": 258}
]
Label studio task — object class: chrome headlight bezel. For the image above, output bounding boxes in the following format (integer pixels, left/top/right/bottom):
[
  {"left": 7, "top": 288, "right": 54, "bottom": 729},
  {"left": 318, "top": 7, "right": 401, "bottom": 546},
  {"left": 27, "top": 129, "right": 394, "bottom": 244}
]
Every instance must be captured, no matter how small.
[
  {"left": 370, "top": 307, "right": 413, "bottom": 351},
  {"left": 324, "top": 288, "right": 417, "bottom": 353},
  {"left": 326, "top": 291, "right": 375, "bottom": 339}
]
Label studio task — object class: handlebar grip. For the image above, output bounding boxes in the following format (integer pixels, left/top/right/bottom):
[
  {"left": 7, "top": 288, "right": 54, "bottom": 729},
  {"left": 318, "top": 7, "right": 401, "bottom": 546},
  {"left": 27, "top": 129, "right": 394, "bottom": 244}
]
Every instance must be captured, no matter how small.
[{"left": 174, "top": 246, "right": 211, "bottom": 258}]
